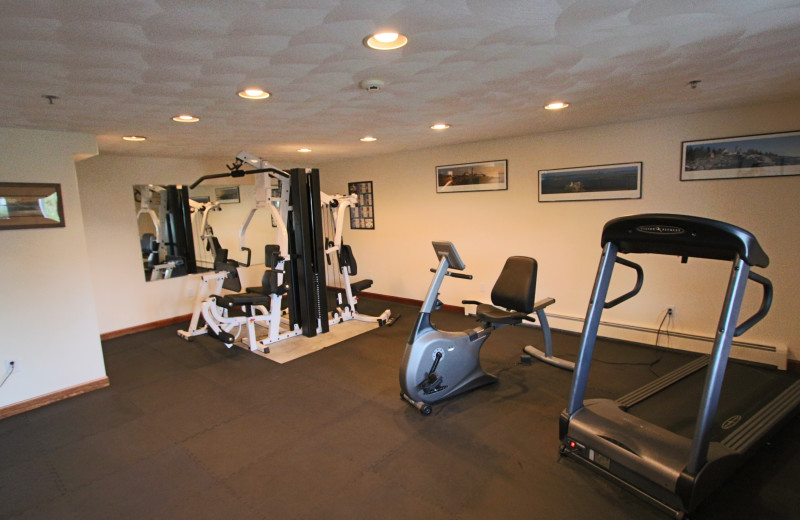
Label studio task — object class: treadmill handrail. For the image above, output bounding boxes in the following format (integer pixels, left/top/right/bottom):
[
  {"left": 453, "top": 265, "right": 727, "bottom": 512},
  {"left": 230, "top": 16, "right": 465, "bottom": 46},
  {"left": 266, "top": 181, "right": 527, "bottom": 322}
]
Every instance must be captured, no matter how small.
[
  {"left": 604, "top": 257, "right": 643, "bottom": 309},
  {"left": 734, "top": 270, "right": 772, "bottom": 336}
]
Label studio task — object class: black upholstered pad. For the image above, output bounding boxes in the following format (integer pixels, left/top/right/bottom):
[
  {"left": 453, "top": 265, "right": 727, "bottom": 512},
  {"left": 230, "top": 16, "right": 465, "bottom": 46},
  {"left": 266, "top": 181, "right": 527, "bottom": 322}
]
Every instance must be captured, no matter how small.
[
  {"left": 217, "top": 294, "right": 271, "bottom": 309},
  {"left": 350, "top": 279, "right": 373, "bottom": 293},
  {"left": 491, "top": 256, "right": 537, "bottom": 314},
  {"left": 475, "top": 303, "right": 529, "bottom": 325}
]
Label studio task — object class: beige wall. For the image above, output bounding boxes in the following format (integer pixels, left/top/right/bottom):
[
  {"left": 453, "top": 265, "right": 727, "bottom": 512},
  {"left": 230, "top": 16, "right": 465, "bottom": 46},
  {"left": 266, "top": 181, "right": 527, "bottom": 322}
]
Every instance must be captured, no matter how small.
[
  {"left": 0, "top": 128, "right": 106, "bottom": 408},
  {"left": 318, "top": 99, "right": 800, "bottom": 361}
]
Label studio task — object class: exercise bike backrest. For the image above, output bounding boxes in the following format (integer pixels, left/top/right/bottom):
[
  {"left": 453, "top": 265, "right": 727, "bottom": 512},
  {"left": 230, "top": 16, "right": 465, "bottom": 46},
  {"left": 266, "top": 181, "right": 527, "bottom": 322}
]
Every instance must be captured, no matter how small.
[{"left": 491, "top": 256, "right": 538, "bottom": 314}]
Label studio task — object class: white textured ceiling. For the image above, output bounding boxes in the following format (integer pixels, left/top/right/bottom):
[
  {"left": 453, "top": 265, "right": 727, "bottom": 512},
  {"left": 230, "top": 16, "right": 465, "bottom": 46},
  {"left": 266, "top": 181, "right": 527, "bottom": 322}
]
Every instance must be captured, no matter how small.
[{"left": 2, "top": 0, "right": 800, "bottom": 164}]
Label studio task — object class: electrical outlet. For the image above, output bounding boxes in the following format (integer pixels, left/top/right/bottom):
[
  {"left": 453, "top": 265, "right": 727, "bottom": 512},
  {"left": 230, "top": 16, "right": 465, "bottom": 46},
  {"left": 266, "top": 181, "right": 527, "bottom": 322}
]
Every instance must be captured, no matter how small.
[
  {"left": 667, "top": 306, "right": 676, "bottom": 318},
  {"left": 4, "top": 359, "right": 18, "bottom": 373}
]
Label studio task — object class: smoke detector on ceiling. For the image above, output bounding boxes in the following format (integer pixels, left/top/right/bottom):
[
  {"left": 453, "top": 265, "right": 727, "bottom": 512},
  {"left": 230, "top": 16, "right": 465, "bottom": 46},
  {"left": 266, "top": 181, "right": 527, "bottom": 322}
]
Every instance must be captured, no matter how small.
[{"left": 360, "top": 79, "right": 385, "bottom": 92}]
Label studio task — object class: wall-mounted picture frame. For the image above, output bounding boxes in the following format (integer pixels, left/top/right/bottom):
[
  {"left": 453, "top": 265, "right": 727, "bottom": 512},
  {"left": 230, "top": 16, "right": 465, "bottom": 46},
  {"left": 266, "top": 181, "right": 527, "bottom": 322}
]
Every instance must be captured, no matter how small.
[
  {"left": 0, "top": 182, "right": 65, "bottom": 230},
  {"left": 681, "top": 130, "right": 800, "bottom": 181},
  {"left": 539, "top": 162, "right": 642, "bottom": 202},
  {"left": 349, "top": 181, "right": 375, "bottom": 229},
  {"left": 215, "top": 186, "right": 240, "bottom": 204},
  {"left": 436, "top": 160, "right": 507, "bottom": 193}
]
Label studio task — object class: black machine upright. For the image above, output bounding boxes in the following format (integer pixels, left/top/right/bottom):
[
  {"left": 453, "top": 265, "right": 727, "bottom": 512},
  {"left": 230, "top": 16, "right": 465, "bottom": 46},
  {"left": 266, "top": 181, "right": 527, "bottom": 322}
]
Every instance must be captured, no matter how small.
[{"left": 559, "top": 214, "right": 800, "bottom": 517}]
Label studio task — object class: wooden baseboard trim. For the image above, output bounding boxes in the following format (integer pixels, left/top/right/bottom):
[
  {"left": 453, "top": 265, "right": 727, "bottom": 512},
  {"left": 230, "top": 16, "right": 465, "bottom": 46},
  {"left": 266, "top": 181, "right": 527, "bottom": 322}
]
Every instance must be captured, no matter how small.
[
  {"left": 0, "top": 377, "right": 110, "bottom": 420},
  {"left": 359, "top": 291, "right": 463, "bottom": 314},
  {"left": 789, "top": 359, "right": 800, "bottom": 372},
  {"left": 101, "top": 314, "right": 192, "bottom": 341}
]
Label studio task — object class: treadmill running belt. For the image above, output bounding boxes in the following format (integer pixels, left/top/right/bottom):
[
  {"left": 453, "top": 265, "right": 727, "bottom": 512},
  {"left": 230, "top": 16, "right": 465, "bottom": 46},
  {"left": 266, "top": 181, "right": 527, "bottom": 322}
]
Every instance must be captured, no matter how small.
[{"left": 626, "top": 360, "right": 798, "bottom": 441}]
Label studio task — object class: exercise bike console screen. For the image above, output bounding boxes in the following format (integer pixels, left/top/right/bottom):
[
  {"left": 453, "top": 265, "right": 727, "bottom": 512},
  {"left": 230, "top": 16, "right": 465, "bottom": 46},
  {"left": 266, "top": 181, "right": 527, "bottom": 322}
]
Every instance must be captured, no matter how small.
[{"left": 432, "top": 241, "right": 465, "bottom": 271}]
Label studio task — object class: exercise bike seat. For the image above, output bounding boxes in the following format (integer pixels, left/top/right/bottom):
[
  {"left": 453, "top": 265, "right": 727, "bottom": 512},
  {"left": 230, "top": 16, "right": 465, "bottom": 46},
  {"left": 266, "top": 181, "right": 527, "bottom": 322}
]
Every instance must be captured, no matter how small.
[
  {"left": 465, "top": 255, "right": 539, "bottom": 326},
  {"left": 475, "top": 304, "right": 532, "bottom": 325}
]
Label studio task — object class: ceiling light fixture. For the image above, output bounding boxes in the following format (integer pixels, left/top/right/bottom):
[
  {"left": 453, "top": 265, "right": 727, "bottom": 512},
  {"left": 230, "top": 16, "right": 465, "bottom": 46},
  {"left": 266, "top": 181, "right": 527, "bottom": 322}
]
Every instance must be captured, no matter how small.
[
  {"left": 172, "top": 114, "right": 199, "bottom": 122},
  {"left": 544, "top": 102, "right": 569, "bottom": 110},
  {"left": 364, "top": 31, "right": 408, "bottom": 50},
  {"left": 122, "top": 136, "right": 147, "bottom": 141},
  {"left": 297, "top": 148, "right": 312, "bottom": 153},
  {"left": 360, "top": 136, "right": 377, "bottom": 142},
  {"left": 237, "top": 88, "right": 270, "bottom": 100},
  {"left": 430, "top": 123, "right": 451, "bottom": 130}
]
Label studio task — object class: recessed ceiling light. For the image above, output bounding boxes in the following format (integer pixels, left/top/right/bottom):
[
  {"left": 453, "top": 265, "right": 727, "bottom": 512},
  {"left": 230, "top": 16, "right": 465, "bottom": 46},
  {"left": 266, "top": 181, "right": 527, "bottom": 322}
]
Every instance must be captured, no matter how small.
[
  {"left": 360, "top": 136, "right": 377, "bottom": 142},
  {"left": 172, "top": 114, "right": 199, "bottom": 122},
  {"left": 297, "top": 148, "right": 312, "bottom": 153},
  {"left": 544, "top": 102, "right": 569, "bottom": 110},
  {"left": 430, "top": 123, "right": 451, "bottom": 130},
  {"left": 237, "top": 88, "right": 270, "bottom": 100},
  {"left": 364, "top": 32, "right": 408, "bottom": 50},
  {"left": 122, "top": 136, "right": 147, "bottom": 141}
]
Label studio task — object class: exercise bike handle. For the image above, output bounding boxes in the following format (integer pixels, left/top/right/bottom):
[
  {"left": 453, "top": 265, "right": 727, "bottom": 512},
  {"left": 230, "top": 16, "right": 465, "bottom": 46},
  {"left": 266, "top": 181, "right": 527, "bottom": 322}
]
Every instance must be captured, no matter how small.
[{"left": 429, "top": 268, "right": 473, "bottom": 280}]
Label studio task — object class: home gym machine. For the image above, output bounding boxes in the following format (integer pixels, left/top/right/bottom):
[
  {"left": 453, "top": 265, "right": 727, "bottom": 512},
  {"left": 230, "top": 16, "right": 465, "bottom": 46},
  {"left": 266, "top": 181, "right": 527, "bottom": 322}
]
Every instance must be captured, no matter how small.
[
  {"left": 178, "top": 155, "right": 298, "bottom": 349},
  {"left": 559, "top": 214, "right": 800, "bottom": 518},
  {"left": 400, "top": 241, "right": 557, "bottom": 415},
  {"left": 179, "top": 152, "right": 391, "bottom": 352}
]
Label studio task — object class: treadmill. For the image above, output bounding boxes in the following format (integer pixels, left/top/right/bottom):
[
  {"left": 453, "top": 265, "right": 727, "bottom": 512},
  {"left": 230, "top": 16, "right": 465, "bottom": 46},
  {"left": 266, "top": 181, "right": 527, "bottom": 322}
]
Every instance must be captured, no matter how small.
[{"left": 559, "top": 214, "right": 800, "bottom": 518}]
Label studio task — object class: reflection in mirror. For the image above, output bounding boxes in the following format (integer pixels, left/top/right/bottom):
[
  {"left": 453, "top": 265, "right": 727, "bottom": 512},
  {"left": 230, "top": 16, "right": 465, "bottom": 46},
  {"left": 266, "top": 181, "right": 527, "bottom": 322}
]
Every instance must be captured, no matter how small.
[
  {"left": 188, "top": 179, "right": 276, "bottom": 270},
  {"left": 133, "top": 176, "right": 280, "bottom": 283},
  {"left": 133, "top": 184, "right": 196, "bottom": 281}
]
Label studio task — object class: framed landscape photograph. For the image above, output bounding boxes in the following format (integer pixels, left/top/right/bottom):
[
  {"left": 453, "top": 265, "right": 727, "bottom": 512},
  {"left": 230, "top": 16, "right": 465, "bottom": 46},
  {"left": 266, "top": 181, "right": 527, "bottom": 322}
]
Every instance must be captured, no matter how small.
[
  {"left": 0, "top": 182, "right": 65, "bottom": 230},
  {"left": 538, "top": 162, "right": 642, "bottom": 202},
  {"left": 436, "top": 160, "right": 507, "bottom": 193},
  {"left": 681, "top": 130, "right": 800, "bottom": 181}
]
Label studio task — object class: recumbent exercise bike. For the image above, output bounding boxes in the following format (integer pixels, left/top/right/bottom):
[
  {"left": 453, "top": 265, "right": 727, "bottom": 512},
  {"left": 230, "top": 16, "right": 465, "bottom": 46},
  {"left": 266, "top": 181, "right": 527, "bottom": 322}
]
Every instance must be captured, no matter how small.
[{"left": 400, "top": 241, "right": 566, "bottom": 415}]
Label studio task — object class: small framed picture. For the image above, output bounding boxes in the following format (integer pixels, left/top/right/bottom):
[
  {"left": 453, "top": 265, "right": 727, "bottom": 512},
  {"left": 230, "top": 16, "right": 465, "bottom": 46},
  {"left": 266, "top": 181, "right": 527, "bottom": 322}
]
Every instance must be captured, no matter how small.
[
  {"left": 349, "top": 181, "right": 375, "bottom": 229},
  {"left": 215, "top": 186, "right": 240, "bottom": 204},
  {"left": 0, "top": 182, "right": 65, "bottom": 230}
]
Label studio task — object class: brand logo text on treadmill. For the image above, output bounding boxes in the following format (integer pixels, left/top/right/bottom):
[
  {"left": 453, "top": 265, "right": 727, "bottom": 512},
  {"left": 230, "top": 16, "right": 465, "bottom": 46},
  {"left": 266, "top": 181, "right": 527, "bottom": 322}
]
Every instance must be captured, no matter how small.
[{"left": 636, "top": 225, "right": 685, "bottom": 235}]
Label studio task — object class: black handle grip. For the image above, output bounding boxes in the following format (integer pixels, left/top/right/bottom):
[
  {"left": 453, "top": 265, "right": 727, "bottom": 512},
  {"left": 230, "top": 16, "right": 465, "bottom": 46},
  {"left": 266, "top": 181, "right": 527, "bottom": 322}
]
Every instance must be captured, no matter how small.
[
  {"left": 240, "top": 247, "right": 252, "bottom": 267},
  {"left": 604, "top": 256, "right": 644, "bottom": 308},
  {"left": 430, "top": 268, "right": 473, "bottom": 280},
  {"left": 735, "top": 271, "right": 773, "bottom": 336}
]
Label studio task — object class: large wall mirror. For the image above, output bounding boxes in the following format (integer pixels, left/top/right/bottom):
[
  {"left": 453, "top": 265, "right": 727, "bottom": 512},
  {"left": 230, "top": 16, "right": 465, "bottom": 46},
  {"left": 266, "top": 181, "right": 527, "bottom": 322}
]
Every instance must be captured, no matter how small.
[{"left": 133, "top": 179, "right": 276, "bottom": 282}]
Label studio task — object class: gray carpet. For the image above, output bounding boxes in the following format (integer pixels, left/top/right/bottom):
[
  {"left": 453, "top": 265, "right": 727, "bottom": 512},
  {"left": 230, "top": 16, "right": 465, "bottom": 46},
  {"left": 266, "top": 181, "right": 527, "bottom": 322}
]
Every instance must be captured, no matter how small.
[{"left": 1, "top": 298, "right": 798, "bottom": 519}]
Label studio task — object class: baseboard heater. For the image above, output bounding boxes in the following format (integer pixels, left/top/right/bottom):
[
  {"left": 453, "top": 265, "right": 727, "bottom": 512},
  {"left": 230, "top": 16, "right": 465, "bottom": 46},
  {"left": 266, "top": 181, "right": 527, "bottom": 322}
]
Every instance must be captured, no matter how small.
[{"left": 546, "top": 312, "right": 788, "bottom": 370}]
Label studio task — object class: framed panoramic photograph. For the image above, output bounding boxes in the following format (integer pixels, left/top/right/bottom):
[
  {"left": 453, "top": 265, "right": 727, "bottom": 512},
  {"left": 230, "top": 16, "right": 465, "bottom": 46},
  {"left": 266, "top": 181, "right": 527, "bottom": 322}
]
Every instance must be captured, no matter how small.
[
  {"left": 681, "top": 130, "right": 800, "bottom": 181},
  {"left": 538, "top": 162, "right": 642, "bottom": 202},
  {"left": 436, "top": 160, "right": 507, "bottom": 193},
  {"left": 0, "top": 182, "right": 65, "bottom": 230}
]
